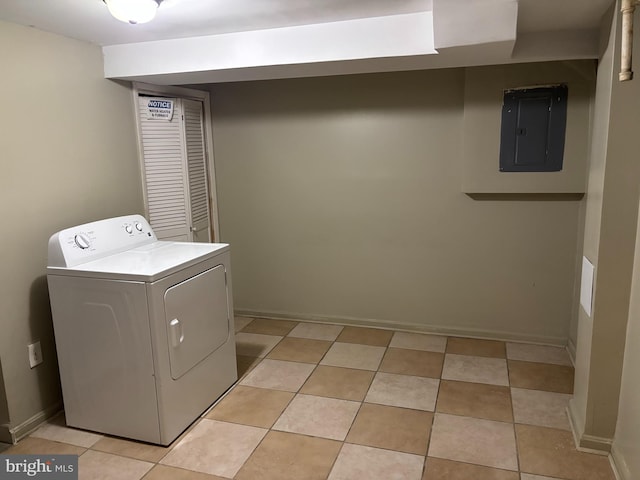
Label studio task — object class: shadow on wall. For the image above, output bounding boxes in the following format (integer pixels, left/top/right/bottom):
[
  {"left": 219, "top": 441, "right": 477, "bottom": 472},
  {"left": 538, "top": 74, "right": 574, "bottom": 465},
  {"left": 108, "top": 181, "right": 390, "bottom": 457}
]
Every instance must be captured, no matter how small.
[
  {"left": 211, "top": 70, "right": 462, "bottom": 118},
  {"left": 0, "top": 356, "right": 8, "bottom": 426},
  {"left": 28, "top": 275, "right": 62, "bottom": 415}
]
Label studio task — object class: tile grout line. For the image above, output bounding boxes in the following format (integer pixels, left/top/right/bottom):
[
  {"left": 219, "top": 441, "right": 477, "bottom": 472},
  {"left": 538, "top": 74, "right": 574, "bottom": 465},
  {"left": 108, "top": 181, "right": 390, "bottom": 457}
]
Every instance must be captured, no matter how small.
[
  {"left": 507, "top": 357, "right": 522, "bottom": 475},
  {"left": 138, "top": 318, "right": 294, "bottom": 476},
  {"left": 421, "top": 334, "right": 449, "bottom": 479},
  {"left": 18, "top": 321, "right": 583, "bottom": 480},
  {"left": 275, "top": 329, "right": 342, "bottom": 480}
]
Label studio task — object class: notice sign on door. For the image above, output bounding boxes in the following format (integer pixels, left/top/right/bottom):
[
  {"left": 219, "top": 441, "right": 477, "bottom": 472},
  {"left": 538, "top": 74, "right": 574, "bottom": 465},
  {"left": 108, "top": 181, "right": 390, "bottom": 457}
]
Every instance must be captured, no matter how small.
[{"left": 147, "top": 98, "right": 174, "bottom": 120}]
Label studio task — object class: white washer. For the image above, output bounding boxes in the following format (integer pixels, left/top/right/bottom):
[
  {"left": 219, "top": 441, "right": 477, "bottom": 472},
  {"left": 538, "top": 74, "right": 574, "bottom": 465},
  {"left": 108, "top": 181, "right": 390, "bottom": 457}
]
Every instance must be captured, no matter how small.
[{"left": 47, "top": 214, "right": 237, "bottom": 445}]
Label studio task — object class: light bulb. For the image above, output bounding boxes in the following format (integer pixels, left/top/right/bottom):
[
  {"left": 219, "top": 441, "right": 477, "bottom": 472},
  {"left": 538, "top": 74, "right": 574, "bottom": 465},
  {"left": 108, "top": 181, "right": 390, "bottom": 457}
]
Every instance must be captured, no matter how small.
[{"left": 105, "top": 0, "right": 159, "bottom": 24}]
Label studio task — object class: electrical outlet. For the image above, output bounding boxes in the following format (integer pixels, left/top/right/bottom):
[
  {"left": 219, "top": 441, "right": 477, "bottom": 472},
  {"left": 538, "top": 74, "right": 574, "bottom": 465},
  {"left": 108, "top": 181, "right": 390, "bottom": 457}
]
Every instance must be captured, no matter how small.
[{"left": 28, "top": 341, "right": 43, "bottom": 369}]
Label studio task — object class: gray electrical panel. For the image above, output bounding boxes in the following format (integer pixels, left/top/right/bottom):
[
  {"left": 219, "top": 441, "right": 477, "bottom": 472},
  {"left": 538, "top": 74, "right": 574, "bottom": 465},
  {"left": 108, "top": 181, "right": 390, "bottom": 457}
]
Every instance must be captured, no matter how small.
[{"left": 499, "top": 85, "right": 568, "bottom": 172}]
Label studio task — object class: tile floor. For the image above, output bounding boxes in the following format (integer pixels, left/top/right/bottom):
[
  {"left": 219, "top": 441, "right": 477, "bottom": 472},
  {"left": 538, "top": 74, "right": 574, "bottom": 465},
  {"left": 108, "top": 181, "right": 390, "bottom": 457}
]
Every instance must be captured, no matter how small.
[{"left": 4, "top": 317, "right": 617, "bottom": 480}]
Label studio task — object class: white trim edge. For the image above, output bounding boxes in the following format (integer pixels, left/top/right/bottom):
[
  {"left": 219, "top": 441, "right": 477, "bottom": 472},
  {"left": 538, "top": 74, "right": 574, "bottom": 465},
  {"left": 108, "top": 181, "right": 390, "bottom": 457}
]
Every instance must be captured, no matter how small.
[
  {"left": 610, "top": 443, "right": 630, "bottom": 480},
  {"left": 568, "top": 403, "right": 613, "bottom": 454},
  {"left": 6, "top": 403, "right": 62, "bottom": 445}
]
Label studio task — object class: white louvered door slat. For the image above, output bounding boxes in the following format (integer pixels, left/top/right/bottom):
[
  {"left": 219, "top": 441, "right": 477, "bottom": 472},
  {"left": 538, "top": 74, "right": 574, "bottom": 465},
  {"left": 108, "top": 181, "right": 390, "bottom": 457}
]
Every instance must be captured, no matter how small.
[
  {"left": 182, "top": 99, "right": 211, "bottom": 242},
  {"left": 138, "top": 97, "right": 190, "bottom": 241}
]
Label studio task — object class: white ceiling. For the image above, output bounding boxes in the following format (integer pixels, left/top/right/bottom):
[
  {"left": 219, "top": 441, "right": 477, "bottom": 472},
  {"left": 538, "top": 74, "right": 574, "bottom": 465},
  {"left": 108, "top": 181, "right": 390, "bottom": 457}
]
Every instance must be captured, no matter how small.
[
  {"left": 0, "top": 0, "right": 611, "bottom": 47},
  {"left": 0, "top": 0, "right": 433, "bottom": 46},
  {"left": 0, "top": 0, "right": 613, "bottom": 84}
]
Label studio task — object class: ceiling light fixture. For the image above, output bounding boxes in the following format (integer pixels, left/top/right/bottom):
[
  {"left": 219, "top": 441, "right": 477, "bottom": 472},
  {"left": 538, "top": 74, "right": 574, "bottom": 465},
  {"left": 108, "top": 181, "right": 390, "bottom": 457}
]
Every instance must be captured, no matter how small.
[{"left": 104, "top": 0, "right": 162, "bottom": 25}]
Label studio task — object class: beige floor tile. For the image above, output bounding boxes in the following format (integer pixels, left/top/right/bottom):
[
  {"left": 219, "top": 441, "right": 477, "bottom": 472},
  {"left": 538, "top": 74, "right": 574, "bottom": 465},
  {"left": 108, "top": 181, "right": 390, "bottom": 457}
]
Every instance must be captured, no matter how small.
[
  {"left": 328, "top": 443, "right": 424, "bottom": 480},
  {"left": 91, "top": 436, "right": 169, "bottom": 463},
  {"left": 442, "top": 354, "right": 509, "bottom": 386},
  {"left": 446, "top": 337, "right": 506, "bottom": 358},
  {"left": 436, "top": 380, "right": 513, "bottom": 422},
  {"left": 5, "top": 437, "right": 86, "bottom": 456},
  {"left": 78, "top": 450, "right": 153, "bottom": 480},
  {"left": 365, "top": 372, "right": 439, "bottom": 411},
  {"left": 506, "top": 343, "right": 572, "bottom": 366},
  {"left": 0, "top": 443, "right": 9, "bottom": 453},
  {"left": 300, "top": 365, "right": 374, "bottom": 401},
  {"left": 234, "top": 316, "right": 254, "bottom": 332},
  {"left": 240, "top": 318, "right": 298, "bottom": 336},
  {"left": 30, "top": 414, "right": 102, "bottom": 448},
  {"left": 379, "top": 348, "right": 444, "bottom": 378},
  {"left": 288, "top": 322, "right": 344, "bottom": 341},
  {"left": 508, "top": 360, "right": 574, "bottom": 394},
  {"left": 320, "top": 342, "right": 385, "bottom": 371},
  {"left": 511, "top": 388, "right": 571, "bottom": 430},
  {"left": 143, "top": 465, "right": 227, "bottom": 480},
  {"left": 235, "top": 431, "right": 342, "bottom": 480},
  {"left": 239, "top": 359, "right": 315, "bottom": 392},
  {"left": 160, "top": 419, "right": 267, "bottom": 478},
  {"left": 266, "top": 337, "right": 332, "bottom": 363},
  {"left": 236, "top": 355, "right": 261, "bottom": 378},
  {"left": 273, "top": 394, "right": 360, "bottom": 441},
  {"left": 235, "top": 332, "right": 282, "bottom": 357},
  {"left": 428, "top": 413, "right": 518, "bottom": 471},
  {"left": 206, "top": 385, "right": 294, "bottom": 428},
  {"left": 335, "top": 326, "right": 393, "bottom": 346},
  {"left": 423, "top": 457, "right": 520, "bottom": 480},
  {"left": 389, "top": 332, "right": 447, "bottom": 353},
  {"left": 516, "top": 424, "right": 615, "bottom": 480},
  {"left": 346, "top": 403, "right": 433, "bottom": 455}
]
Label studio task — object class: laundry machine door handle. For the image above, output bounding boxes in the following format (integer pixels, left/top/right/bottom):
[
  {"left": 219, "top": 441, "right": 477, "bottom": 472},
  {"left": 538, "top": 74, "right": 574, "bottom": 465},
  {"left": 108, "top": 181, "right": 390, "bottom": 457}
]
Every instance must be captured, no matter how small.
[{"left": 169, "top": 318, "right": 185, "bottom": 347}]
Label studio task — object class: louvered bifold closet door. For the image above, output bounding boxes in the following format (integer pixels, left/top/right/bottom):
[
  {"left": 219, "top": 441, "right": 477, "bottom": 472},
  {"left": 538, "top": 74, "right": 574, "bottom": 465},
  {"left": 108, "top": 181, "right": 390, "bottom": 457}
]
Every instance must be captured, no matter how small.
[
  {"left": 183, "top": 99, "right": 211, "bottom": 242},
  {"left": 138, "top": 97, "right": 191, "bottom": 241}
]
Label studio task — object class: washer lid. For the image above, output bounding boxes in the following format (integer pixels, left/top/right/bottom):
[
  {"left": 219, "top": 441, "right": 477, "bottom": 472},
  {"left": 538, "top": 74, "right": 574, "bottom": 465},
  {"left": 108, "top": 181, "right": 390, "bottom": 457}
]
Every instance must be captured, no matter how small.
[{"left": 47, "top": 241, "right": 229, "bottom": 282}]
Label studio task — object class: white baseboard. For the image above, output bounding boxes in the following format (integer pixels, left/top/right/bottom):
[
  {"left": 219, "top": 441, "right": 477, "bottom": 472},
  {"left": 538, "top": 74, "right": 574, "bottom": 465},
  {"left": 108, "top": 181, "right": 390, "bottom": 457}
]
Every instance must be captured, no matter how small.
[
  {"left": 5, "top": 403, "right": 62, "bottom": 444},
  {"left": 568, "top": 401, "right": 586, "bottom": 449},
  {"left": 579, "top": 433, "right": 613, "bottom": 453},
  {"left": 236, "top": 308, "right": 568, "bottom": 346},
  {"left": 567, "top": 403, "right": 613, "bottom": 454},
  {"left": 610, "top": 443, "right": 631, "bottom": 480}
]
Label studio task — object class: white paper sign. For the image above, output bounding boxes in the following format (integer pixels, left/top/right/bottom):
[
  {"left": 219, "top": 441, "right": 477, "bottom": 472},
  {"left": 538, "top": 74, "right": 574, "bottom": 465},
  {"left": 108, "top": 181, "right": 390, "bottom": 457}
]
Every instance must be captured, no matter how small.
[
  {"left": 147, "top": 98, "right": 174, "bottom": 120},
  {"left": 580, "top": 256, "right": 594, "bottom": 316}
]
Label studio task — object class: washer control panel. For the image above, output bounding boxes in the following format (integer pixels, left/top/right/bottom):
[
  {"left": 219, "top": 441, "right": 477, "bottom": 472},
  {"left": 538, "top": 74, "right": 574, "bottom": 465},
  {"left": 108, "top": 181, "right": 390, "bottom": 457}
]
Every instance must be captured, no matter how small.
[
  {"left": 48, "top": 214, "right": 157, "bottom": 268},
  {"left": 74, "top": 233, "right": 92, "bottom": 250}
]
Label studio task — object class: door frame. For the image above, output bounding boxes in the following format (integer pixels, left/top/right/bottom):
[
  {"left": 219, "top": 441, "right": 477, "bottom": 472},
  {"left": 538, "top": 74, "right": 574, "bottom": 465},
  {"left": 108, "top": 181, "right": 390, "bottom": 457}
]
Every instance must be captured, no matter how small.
[{"left": 132, "top": 82, "right": 220, "bottom": 242}]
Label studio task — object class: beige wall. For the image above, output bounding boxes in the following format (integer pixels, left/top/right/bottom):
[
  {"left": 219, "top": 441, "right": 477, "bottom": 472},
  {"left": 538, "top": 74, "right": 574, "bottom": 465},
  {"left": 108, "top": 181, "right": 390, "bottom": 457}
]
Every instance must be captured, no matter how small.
[
  {"left": 462, "top": 61, "right": 594, "bottom": 194},
  {"left": 612, "top": 195, "right": 640, "bottom": 479},
  {"left": 571, "top": 2, "right": 640, "bottom": 450},
  {"left": 0, "top": 361, "right": 8, "bottom": 433},
  {"left": 0, "top": 21, "right": 143, "bottom": 434},
  {"left": 570, "top": 9, "right": 616, "bottom": 437},
  {"left": 210, "top": 65, "right": 592, "bottom": 343}
]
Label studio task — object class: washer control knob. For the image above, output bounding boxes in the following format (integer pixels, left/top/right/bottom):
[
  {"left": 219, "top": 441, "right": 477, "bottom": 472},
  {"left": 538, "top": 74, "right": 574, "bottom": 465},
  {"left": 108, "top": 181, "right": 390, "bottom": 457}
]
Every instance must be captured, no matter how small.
[
  {"left": 135, "top": 222, "right": 143, "bottom": 232},
  {"left": 74, "top": 234, "right": 91, "bottom": 250},
  {"left": 125, "top": 225, "right": 133, "bottom": 234}
]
